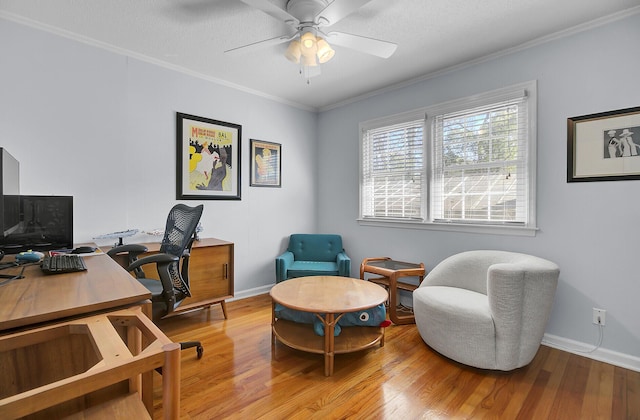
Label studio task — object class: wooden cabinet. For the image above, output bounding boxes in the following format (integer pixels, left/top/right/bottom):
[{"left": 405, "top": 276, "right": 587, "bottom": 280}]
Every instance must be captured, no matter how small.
[
  {"left": 108, "top": 237, "right": 234, "bottom": 319},
  {"left": 177, "top": 237, "right": 234, "bottom": 318}
]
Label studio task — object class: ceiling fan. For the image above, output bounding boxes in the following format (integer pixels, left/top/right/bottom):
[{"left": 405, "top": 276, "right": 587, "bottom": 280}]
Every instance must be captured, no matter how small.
[{"left": 226, "top": 0, "right": 397, "bottom": 78}]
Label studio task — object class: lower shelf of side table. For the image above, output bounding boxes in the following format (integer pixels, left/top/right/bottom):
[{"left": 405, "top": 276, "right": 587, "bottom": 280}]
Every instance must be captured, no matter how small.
[
  {"left": 273, "top": 319, "right": 383, "bottom": 354},
  {"left": 368, "top": 276, "right": 421, "bottom": 325},
  {"left": 368, "top": 276, "right": 420, "bottom": 292}
]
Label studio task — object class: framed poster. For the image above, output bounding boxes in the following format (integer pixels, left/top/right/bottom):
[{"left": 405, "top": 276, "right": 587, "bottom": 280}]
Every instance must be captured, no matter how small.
[
  {"left": 176, "top": 112, "right": 241, "bottom": 200},
  {"left": 567, "top": 106, "right": 640, "bottom": 182},
  {"left": 250, "top": 139, "right": 281, "bottom": 187}
]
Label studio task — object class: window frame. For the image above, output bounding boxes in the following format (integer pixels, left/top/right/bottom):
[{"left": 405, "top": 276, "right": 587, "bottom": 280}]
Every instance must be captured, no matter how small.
[{"left": 358, "top": 81, "right": 538, "bottom": 237}]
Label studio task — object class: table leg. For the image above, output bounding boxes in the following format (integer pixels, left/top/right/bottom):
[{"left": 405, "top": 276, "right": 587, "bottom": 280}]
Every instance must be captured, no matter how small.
[
  {"left": 220, "top": 301, "right": 228, "bottom": 319},
  {"left": 388, "top": 273, "right": 400, "bottom": 324},
  {"left": 324, "top": 313, "right": 336, "bottom": 376},
  {"left": 141, "top": 300, "right": 152, "bottom": 321},
  {"left": 127, "top": 306, "right": 153, "bottom": 414},
  {"left": 127, "top": 323, "right": 142, "bottom": 396},
  {"left": 271, "top": 301, "right": 276, "bottom": 359},
  {"left": 162, "top": 342, "right": 181, "bottom": 420}
]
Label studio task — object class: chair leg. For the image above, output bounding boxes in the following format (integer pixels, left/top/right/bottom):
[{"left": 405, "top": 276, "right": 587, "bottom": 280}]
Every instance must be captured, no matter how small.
[{"left": 180, "top": 341, "right": 204, "bottom": 359}]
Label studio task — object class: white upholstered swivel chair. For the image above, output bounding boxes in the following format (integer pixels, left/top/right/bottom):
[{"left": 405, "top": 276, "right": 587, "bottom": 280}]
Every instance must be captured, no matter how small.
[{"left": 413, "top": 250, "right": 559, "bottom": 371}]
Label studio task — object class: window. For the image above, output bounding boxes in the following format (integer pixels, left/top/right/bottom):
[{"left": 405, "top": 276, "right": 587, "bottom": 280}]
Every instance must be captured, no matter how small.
[
  {"left": 359, "top": 81, "right": 537, "bottom": 235},
  {"left": 360, "top": 111, "right": 426, "bottom": 220}
]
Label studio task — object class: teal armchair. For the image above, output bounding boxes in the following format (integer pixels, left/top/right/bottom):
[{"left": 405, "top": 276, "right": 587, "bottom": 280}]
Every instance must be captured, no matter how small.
[{"left": 275, "top": 234, "right": 351, "bottom": 282}]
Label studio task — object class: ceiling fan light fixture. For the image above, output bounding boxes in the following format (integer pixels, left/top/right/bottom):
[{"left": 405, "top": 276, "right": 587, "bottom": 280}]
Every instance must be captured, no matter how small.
[
  {"left": 285, "top": 40, "right": 302, "bottom": 63},
  {"left": 316, "top": 37, "right": 335, "bottom": 63},
  {"left": 300, "top": 31, "right": 317, "bottom": 54},
  {"left": 233, "top": 0, "right": 399, "bottom": 82},
  {"left": 301, "top": 53, "right": 318, "bottom": 67}
]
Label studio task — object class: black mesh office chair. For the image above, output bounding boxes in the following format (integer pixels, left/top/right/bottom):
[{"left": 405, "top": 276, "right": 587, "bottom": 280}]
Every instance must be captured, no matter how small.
[{"left": 107, "top": 203, "right": 205, "bottom": 358}]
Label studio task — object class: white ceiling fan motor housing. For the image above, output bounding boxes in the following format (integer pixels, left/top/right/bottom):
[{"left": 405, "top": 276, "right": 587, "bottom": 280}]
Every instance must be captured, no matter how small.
[{"left": 286, "top": 0, "right": 329, "bottom": 24}]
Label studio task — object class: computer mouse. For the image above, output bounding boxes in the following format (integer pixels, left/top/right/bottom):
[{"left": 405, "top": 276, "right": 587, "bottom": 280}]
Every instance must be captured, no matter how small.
[
  {"left": 16, "top": 250, "right": 44, "bottom": 262},
  {"left": 71, "top": 246, "right": 97, "bottom": 254}
]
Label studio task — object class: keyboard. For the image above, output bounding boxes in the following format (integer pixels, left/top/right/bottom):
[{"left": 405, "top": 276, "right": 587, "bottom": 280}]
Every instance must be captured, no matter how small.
[{"left": 41, "top": 254, "right": 88, "bottom": 274}]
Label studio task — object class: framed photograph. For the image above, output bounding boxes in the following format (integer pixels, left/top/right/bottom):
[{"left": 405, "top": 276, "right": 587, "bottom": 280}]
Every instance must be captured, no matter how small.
[
  {"left": 250, "top": 139, "right": 281, "bottom": 187},
  {"left": 568, "top": 106, "right": 640, "bottom": 182},
  {"left": 176, "top": 112, "right": 241, "bottom": 200}
]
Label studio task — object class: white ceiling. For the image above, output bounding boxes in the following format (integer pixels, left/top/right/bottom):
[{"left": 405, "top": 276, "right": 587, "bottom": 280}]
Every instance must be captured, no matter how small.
[{"left": 1, "top": 0, "right": 639, "bottom": 110}]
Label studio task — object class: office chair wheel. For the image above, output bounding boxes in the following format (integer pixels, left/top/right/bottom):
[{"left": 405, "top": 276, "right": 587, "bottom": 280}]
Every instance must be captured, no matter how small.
[{"left": 197, "top": 345, "right": 204, "bottom": 359}]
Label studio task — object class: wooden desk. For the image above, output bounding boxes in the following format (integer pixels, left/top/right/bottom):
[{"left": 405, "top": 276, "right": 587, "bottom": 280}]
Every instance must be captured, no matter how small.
[
  {"left": 0, "top": 307, "right": 179, "bottom": 419},
  {"left": 0, "top": 253, "right": 152, "bottom": 333},
  {"left": 0, "top": 253, "right": 156, "bottom": 415}
]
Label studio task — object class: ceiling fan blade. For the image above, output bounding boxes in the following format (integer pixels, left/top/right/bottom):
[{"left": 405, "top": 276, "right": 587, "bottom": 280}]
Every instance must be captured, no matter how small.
[
  {"left": 316, "top": 0, "right": 375, "bottom": 26},
  {"left": 326, "top": 32, "right": 397, "bottom": 58},
  {"left": 225, "top": 34, "right": 293, "bottom": 55},
  {"left": 239, "top": 0, "right": 299, "bottom": 25}
]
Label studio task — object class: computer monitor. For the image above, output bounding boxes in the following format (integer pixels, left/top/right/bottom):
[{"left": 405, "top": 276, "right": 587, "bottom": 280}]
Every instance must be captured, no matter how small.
[
  {"left": 0, "top": 148, "right": 20, "bottom": 237},
  {"left": 0, "top": 195, "right": 74, "bottom": 254}
]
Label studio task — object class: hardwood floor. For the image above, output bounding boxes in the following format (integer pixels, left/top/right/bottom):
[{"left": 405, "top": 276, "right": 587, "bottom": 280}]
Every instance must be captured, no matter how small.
[{"left": 152, "top": 294, "right": 640, "bottom": 419}]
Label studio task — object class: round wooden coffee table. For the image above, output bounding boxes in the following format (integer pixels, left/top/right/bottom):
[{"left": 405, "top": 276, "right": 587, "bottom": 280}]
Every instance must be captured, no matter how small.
[{"left": 270, "top": 276, "right": 388, "bottom": 376}]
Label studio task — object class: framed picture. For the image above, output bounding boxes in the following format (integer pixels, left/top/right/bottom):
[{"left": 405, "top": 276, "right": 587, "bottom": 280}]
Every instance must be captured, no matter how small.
[
  {"left": 567, "top": 106, "right": 640, "bottom": 182},
  {"left": 176, "top": 112, "right": 241, "bottom": 200},
  {"left": 250, "top": 139, "right": 281, "bottom": 187}
]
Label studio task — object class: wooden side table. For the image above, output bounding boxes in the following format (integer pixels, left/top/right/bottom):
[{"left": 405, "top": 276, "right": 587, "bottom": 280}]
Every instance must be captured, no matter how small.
[{"left": 360, "top": 257, "right": 426, "bottom": 325}]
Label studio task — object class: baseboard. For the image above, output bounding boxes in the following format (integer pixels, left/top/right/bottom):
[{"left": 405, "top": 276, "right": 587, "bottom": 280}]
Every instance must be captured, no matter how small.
[
  {"left": 542, "top": 333, "right": 640, "bottom": 372},
  {"left": 229, "top": 284, "right": 272, "bottom": 301}
]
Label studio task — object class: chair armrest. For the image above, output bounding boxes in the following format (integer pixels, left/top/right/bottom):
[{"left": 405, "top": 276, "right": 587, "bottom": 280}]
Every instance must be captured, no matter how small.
[
  {"left": 127, "top": 253, "right": 179, "bottom": 273},
  {"left": 336, "top": 251, "right": 351, "bottom": 277},
  {"left": 107, "top": 244, "right": 149, "bottom": 279},
  {"left": 275, "top": 251, "right": 294, "bottom": 282},
  {"left": 106, "top": 243, "right": 149, "bottom": 258}
]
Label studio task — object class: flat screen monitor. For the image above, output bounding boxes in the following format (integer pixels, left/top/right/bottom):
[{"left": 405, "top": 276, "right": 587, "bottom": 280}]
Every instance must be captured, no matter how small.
[
  {"left": 0, "top": 195, "right": 74, "bottom": 254},
  {"left": 0, "top": 148, "right": 20, "bottom": 237}
]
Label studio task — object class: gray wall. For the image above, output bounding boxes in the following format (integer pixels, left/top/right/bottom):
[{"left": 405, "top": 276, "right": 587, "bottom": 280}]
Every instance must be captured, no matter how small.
[
  {"left": 0, "top": 18, "right": 318, "bottom": 296},
  {"left": 317, "top": 12, "right": 640, "bottom": 365}
]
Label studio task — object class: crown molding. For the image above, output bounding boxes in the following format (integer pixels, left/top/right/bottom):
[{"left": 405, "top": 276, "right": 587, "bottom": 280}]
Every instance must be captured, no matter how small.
[
  {"left": 318, "top": 6, "right": 640, "bottom": 112},
  {"left": 0, "top": 11, "right": 317, "bottom": 113},
  {"left": 2, "top": 5, "right": 639, "bottom": 114}
]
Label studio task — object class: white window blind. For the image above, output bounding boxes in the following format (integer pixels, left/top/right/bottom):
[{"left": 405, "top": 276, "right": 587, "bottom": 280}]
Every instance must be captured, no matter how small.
[
  {"left": 361, "top": 117, "right": 425, "bottom": 219},
  {"left": 431, "top": 94, "right": 529, "bottom": 224}
]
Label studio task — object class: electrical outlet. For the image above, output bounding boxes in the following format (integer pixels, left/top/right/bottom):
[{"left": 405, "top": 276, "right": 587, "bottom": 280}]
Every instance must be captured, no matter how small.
[{"left": 593, "top": 308, "right": 606, "bottom": 326}]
